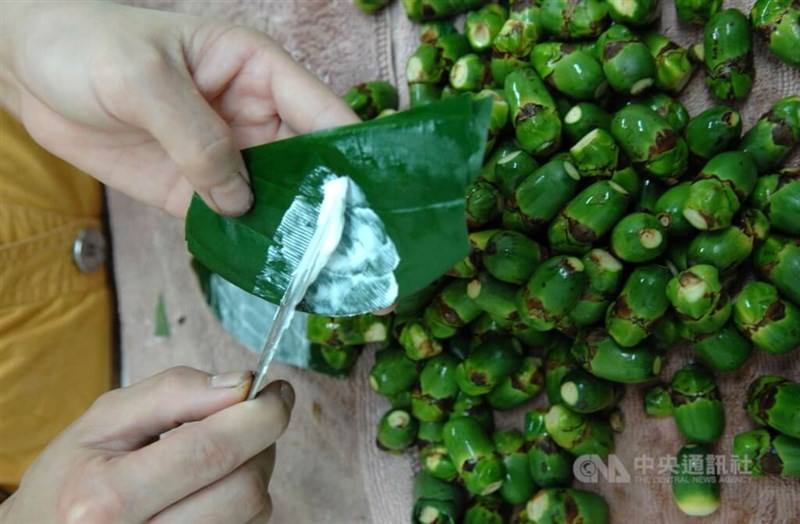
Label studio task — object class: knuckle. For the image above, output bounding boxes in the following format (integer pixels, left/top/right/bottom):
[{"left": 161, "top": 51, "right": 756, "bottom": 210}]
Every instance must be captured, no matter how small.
[
  {"left": 57, "top": 480, "right": 124, "bottom": 524},
  {"left": 181, "top": 132, "right": 237, "bottom": 178},
  {"left": 156, "top": 366, "right": 202, "bottom": 395},
  {"left": 88, "top": 388, "right": 122, "bottom": 415}
]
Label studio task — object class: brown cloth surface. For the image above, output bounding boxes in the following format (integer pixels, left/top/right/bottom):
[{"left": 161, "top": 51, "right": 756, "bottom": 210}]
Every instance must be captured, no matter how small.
[{"left": 114, "top": 1, "right": 800, "bottom": 522}]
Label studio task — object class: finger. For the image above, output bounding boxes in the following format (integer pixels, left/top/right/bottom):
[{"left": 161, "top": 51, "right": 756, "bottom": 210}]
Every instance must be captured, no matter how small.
[
  {"left": 246, "top": 505, "right": 274, "bottom": 524},
  {"left": 79, "top": 367, "right": 252, "bottom": 450},
  {"left": 150, "top": 447, "right": 275, "bottom": 524},
  {"left": 266, "top": 48, "right": 360, "bottom": 134},
  {"left": 128, "top": 62, "right": 253, "bottom": 216},
  {"left": 110, "top": 380, "right": 294, "bottom": 520},
  {"left": 373, "top": 304, "right": 397, "bottom": 316}
]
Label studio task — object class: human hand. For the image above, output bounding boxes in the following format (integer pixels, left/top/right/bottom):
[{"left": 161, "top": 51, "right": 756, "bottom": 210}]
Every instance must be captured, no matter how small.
[
  {"left": 0, "top": 367, "right": 294, "bottom": 523},
  {"left": 0, "top": 2, "right": 358, "bottom": 217}
]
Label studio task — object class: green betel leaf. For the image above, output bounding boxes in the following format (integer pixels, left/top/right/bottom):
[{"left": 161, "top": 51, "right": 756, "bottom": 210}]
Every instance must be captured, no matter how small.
[{"left": 186, "top": 96, "right": 491, "bottom": 314}]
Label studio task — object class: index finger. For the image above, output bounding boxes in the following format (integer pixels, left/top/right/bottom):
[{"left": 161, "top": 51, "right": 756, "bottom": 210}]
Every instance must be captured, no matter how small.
[
  {"left": 108, "top": 380, "right": 294, "bottom": 520},
  {"left": 267, "top": 47, "right": 361, "bottom": 133}
]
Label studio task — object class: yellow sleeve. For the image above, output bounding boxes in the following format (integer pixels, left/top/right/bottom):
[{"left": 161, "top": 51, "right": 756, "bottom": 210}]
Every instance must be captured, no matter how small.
[{"left": 0, "top": 109, "right": 113, "bottom": 490}]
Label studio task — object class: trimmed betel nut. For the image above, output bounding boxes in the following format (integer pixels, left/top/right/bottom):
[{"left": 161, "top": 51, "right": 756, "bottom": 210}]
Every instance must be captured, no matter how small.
[
  {"left": 672, "top": 443, "right": 720, "bottom": 517},
  {"left": 734, "top": 280, "right": 800, "bottom": 355},
  {"left": 443, "top": 416, "right": 506, "bottom": 496},
  {"left": 516, "top": 255, "right": 588, "bottom": 331},
  {"left": 605, "top": 264, "right": 672, "bottom": 347},
  {"left": 543, "top": 404, "right": 615, "bottom": 457},
  {"left": 746, "top": 375, "right": 800, "bottom": 438},
  {"left": 669, "top": 363, "right": 725, "bottom": 443},
  {"left": 523, "top": 488, "right": 610, "bottom": 524},
  {"left": 572, "top": 328, "right": 663, "bottom": 383},
  {"left": 733, "top": 428, "right": 800, "bottom": 477}
]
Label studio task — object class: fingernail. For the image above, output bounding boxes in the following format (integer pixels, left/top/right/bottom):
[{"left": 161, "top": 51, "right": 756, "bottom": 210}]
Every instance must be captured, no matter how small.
[
  {"left": 208, "top": 172, "right": 253, "bottom": 216},
  {"left": 264, "top": 380, "right": 295, "bottom": 411},
  {"left": 279, "top": 381, "right": 295, "bottom": 411},
  {"left": 210, "top": 371, "right": 250, "bottom": 389}
]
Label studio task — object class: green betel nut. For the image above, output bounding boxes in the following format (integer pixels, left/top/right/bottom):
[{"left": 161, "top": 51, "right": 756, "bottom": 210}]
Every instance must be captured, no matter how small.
[
  {"left": 607, "top": 0, "right": 660, "bottom": 26},
  {"left": 563, "top": 102, "right": 612, "bottom": 143},
  {"left": 531, "top": 43, "right": 608, "bottom": 101},
  {"left": 734, "top": 280, "right": 800, "bottom": 355},
  {"left": 685, "top": 106, "right": 742, "bottom": 162},
  {"left": 755, "top": 234, "right": 800, "bottom": 306},
  {"left": 369, "top": 348, "right": 419, "bottom": 396},
  {"left": 691, "top": 322, "right": 753, "bottom": 372},
  {"left": 523, "top": 409, "right": 574, "bottom": 487},
  {"left": 482, "top": 230, "right": 545, "bottom": 284},
  {"left": 605, "top": 264, "right": 671, "bottom": 347},
  {"left": 643, "top": 32, "right": 696, "bottom": 94},
  {"left": 687, "top": 209, "right": 769, "bottom": 272},
  {"left": 751, "top": 0, "right": 800, "bottom": 68},
  {"left": 504, "top": 68, "right": 562, "bottom": 157},
  {"left": 637, "top": 92, "right": 690, "bottom": 132},
  {"left": 666, "top": 264, "right": 729, "bottom": 330},
  {"left": 517, "top": 255, "right": 588, "bottom": 331},
  {"left": 455, "top": 336, "right": 521, "bottom": 396},
  {"left": 463, "top": 496, "right": 505, "bottom": 524},
  {"left": 572, "top": 328, "right": 663, "bottom": 383},
  {"left": 739, "top": 96, "right": 800, "bottom": 173},
  {"left": 733, "top": 429, "right": 800, "bottom": 477},
  {"left": 547, "top": 179, "right": 631, "bottom": 254},
  {"left": 487, "top": 355, "right": 545, "bottom": 410},
  {"left": 750, "top": 168, "right": 800, "bottom": 236},
  {"left": 443, "top": 416, "right": 506, "bottom": 496},
  {"left": 559, "top": 369, "right": 620, "bottom": 413},
  {"left": 670, "top": 363, "right": 725, "bottom": 443},
  {"left": 703, "top": 9, "right": 754, "bottom": 102},
  {"left": 400, "top": 320, "right": 443, "bottom": 360},
  {"left": 450, "top": 53, "right": 489, "bottom": 92},
  {"left": 598, "top": 24, "right": 657, "bottom": 96},
  {"left": 538, "top": 0, "right": 610, "bottom": 40},
  {"left": 644, "top": 384, "right": 673, "bottom": 417},
  {"left": 524, "top": 488, "right": 609, "bottom": 524},
  {"left": 569, "top": 248, "right": 624, "bottom": 327},
  {"left": 344, "top": 81, "right": 399, "bottom": 121},
  {"left": 411, "top": 471, "right": 464, "bottom": 524},
  {"left": 465, "top": 3, "right": 507, "bottom": 52},
  {"left": 507, "top": 154, "right": 581, "bottom": 233},
  {"left": 610, "top": 212, "right": 667, "bottom": 263},
  {"left": 654, "top": 182, "right": 693, "bottom": 236},
  {"left": 568, "top": 128, "right": 619, "bottom": 178},
  {"left": 493, "top": 3, "right": 539, "bottom": 57},
  {"left": 611, "top": 104, "right": 688, "bottom": 181},
  {"left": 676, "top": 0, "right": 722, "bottom": 24},
  {"left": 377, "top": 408, "right": 418, "bottom": 452},
  {"left": 544, "top": 405, "right": 615, "bottom": 457},
  {"left": 420, "top": 444, "right": 458, "bottom": 481},
  {"left": 672, "top": 443, "right": 720, "bottom": 517},
  {"left": 493, "top": 430, "right": 536, "bottom": 505},
  {"left": 544, "top": 340, "right": 579, "bottom": 404},
  {"left": 746, "top": 375, "right": 800, "bottom": 438}
]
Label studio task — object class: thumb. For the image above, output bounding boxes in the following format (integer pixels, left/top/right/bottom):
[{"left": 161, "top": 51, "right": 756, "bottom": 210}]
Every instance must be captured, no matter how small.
[
  {"left": 135, "top": 68, "right": 253, "bottom": 216},
  {"left": 79, "top": 367, "right": 253, "bottom": 449}
]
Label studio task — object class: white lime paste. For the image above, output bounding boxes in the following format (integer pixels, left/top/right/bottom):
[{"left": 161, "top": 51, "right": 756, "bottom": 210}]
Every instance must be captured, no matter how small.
[
  {"left": 262, "top": 171, "right": 400, "bottom": 316},
  {"left": 210, "top": 174, "right": 399, "bottom": 365}
]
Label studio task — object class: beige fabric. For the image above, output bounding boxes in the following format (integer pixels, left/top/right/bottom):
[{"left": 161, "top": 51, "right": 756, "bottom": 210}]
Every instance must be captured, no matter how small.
[{"left": 116, "top": 1, "right": 800, "bottom": 523}]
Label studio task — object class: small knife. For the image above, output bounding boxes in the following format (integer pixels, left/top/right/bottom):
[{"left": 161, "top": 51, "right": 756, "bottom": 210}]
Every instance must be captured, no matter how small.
[{"left": 246, "top": 177, "right": 350, "bottom": 400}]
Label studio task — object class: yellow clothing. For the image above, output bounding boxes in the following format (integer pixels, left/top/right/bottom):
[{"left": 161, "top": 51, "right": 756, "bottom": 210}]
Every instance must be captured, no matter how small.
[{"left": 0, "top": 109, "right": 113, "bottom": 489}]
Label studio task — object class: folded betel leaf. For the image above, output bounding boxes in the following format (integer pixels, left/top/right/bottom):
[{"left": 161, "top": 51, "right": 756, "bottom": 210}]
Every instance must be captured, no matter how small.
[{"left": 186, "top": 96, "right": 492, "bottom": 316}]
